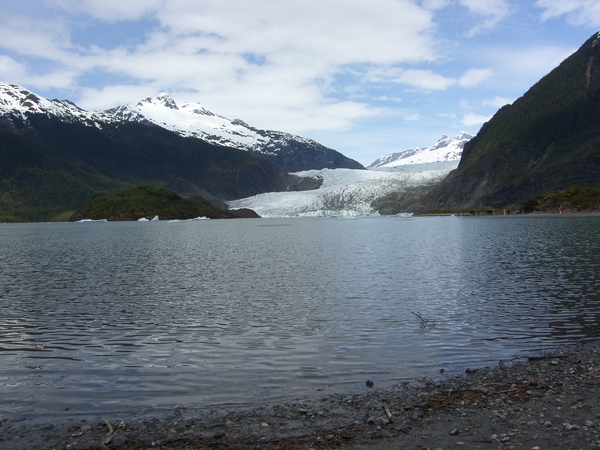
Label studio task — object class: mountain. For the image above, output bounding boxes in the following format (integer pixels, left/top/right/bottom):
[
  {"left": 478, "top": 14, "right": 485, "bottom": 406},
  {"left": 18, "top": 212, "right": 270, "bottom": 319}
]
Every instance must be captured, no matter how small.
[
  {"left": 0, "top": 82, "right": 365, "bottom": 222},
  {"left": 108, "top": 94, "right": 364, "bottom": 172},
  {"left": 0, "top": 109, "right": 292, "bottom": 222},
  {"left": 368, "top": 132, "right": 473, "bottom": 169},
  {"left": 419, "top": 32, "right": 600, "bottom": 211},
  {"left": 0, "top": 83, "right": 363, "bottom": 172}
]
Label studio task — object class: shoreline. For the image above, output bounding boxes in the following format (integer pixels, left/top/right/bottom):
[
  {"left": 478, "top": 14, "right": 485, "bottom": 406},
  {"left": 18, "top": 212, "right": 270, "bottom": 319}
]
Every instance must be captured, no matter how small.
[
  {"left": 419, "top": 210, "right": 600, "bottom": 217},
  {"left": 4, "top": 340, "right": 600, "bottom": 449}
]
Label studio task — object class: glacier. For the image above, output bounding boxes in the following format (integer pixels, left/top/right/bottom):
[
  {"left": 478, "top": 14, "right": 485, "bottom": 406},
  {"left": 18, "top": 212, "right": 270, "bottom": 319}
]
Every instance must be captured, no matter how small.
[
  {"left": 227, "top": 132, "right": 470, "bottom": 218},
  {"left": 227, "top": 161, "right": 458, "bottom": 218}
]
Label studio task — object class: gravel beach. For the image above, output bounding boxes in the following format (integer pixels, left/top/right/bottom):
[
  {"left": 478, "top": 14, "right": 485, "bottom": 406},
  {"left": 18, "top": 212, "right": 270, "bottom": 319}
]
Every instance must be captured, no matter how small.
[{"left": 3, "top": 340, "right": 600, "bottom": 450}]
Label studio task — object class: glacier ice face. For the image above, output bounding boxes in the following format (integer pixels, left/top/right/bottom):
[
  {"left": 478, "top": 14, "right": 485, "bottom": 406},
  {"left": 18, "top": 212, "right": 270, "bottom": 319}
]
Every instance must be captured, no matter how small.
[{"left": 227, "top": 163, "right": 457, "bottom": 218}]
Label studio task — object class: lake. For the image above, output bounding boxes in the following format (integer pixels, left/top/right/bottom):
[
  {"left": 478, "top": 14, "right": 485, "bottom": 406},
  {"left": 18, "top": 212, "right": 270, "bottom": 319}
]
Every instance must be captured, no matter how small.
[{"left": 1, "top": 215, "right": 599, "bottom": 422}]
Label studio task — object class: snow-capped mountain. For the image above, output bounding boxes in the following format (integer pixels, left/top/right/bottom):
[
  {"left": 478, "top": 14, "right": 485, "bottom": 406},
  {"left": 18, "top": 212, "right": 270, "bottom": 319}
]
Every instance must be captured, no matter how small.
[
  {"left": 368, "top": 132, "right": 473, "bottom": 169},
  {"left": 0, "top": 82, "right": 114, "bottom": 125},
  {"left": 109, "top": 95, "right": 304, "bottom": 156},
  {"left": 0, "top": 82, "right": 362, "bottom": 172}
]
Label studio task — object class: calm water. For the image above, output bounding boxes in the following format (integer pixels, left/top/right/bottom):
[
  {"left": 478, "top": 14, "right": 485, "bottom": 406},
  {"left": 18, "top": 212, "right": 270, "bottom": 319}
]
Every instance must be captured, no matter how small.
[{"left": 1, "top": 216, "right": 599, "bottom": 421}]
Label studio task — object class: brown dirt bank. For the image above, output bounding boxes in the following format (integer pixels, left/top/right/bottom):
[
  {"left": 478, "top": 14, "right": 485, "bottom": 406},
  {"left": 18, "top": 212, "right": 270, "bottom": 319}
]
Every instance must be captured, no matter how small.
[{"left": 4, "top": 340, "right": 600, "bottom": 449}]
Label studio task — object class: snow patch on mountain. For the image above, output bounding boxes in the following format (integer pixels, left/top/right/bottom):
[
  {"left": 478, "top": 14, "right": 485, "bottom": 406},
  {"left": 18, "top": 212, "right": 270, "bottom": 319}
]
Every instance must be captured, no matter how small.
[
  {"left": 107, "top": 93, "right": 347, "bottom": 165},
  {"left": 368, "top": 132, "right": 473, "bottom": 168},
  {"left": 228, "top": 162, "right": 457, "bottom": 218},
  {"left": 107, "top": 93, "right": 270, "bottom": 151}
]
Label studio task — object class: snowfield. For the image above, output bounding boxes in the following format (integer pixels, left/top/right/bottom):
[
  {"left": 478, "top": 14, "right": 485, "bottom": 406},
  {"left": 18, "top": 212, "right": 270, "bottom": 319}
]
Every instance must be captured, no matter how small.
[{"left": 227, "top": 161, "right": 458, "bottom": 217}]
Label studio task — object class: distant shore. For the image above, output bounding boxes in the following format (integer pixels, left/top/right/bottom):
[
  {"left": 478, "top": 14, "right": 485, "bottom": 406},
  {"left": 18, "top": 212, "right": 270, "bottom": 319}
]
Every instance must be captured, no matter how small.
[
  {"left": 4, "top": 339, "right": 600, "bottom": 449},
  {"left": 419, "top": 210, "right": 600, "bottom": 217}
]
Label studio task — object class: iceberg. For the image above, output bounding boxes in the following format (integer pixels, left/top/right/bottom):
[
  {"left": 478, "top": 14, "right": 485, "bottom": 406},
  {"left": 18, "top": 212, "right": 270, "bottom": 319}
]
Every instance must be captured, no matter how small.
[
  {"left": 75, "top": 218, "right": 108, "bottom": 223},
  {"left": 167, "top": 217, "right": 209, "bottom": 223}
]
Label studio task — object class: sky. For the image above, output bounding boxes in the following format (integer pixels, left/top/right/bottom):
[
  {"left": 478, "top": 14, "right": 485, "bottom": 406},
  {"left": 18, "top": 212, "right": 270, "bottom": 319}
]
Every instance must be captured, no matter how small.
[{"left": 0, "top": 1, "right": 599, "bottom": 166}]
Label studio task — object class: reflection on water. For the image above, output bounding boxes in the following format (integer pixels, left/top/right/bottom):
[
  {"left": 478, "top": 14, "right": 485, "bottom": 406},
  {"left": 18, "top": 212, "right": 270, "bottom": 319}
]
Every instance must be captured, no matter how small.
[{"left": 0, "top": 216, "right": 599, "bottom": 420}]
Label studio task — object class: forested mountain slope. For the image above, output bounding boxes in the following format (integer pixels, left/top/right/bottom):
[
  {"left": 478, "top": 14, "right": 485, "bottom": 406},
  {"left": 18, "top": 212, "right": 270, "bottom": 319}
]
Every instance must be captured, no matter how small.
[
  {"left": 0, "top": 114, "right": 290, "bottom": 222},
  {"left": 420, "top": 32, "right": 600, "bottom": 211}
]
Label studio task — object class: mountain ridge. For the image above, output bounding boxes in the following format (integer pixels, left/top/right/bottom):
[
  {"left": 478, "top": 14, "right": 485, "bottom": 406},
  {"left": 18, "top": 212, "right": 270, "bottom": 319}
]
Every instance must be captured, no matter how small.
[{"left": 0, "top": 82, "right": 363, "bottom": 172}]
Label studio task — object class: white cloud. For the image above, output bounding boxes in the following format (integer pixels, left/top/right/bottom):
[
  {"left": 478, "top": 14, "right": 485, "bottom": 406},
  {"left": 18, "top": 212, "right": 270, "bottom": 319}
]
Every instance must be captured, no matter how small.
[
  {"left": 438, "top": 112, "right": 457, "bottom": 119},
  {"left": 536, "top": 0, "right": 600, "bottom": 27},
  {"left": 483, "top": 96, "right": 514, "bottom": 108},
  {"left": 459, "top": 68, "right": 494, "bottom": 87},
  {"left": 0, "top": 13, "right": 72, "bottom": 62},
  {"left": 462, "top": 112, "right": 492, "bottom": 126},
  {"left": 459, "top": 98, "right": 471, "bottom": 109},
  {"left": 0, "top": 56, "right": 27, "bottom": 81},
  {"left": 459, "top": 0, "right": 510, "bottom": 17},
  {"left": 459, "top": 0, "right": 511, "bottom": 36},
  {"left": 375, "top": 96, "right": 403, "bottom": 102},
  {"left": 395, "top": 69, "right": 457, "bottom": 91},
  {"left": 0, "top": 55, "right": 77, "bottom": 91},
  {"left": 405, "top": 113, "right": 423, "bottom": 121},
  {"left": 66, "top": 0, "right": 438, "bottom": 66}
]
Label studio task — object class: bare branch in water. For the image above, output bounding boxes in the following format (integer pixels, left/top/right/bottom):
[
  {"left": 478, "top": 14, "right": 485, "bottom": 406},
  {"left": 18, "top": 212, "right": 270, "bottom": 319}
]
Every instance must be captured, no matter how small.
[{"left": 412, "top": 311, "right": 437, "bottom": 331}]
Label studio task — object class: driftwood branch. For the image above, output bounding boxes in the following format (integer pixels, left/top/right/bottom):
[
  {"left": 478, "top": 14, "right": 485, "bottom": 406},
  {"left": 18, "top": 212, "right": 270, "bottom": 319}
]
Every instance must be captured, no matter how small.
[
  {"left": 98, "top": 417, "right": 115, "bottom": 449},
  {"left": 411, "top": 311, "right": 437, "bottom": 330},
  {"left": 383, "top": 402, "right": 392, "bottom": 418}
]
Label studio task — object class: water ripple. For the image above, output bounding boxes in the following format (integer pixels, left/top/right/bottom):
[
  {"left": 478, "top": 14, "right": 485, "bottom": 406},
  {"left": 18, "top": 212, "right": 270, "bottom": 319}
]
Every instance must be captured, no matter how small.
[{"left": 1, "top": 217, "right": 599, "bottom": 419}]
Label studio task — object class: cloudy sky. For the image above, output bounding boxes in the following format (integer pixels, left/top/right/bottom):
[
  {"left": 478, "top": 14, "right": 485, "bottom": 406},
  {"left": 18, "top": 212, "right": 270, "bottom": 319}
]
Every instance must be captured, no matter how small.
[{"left": 0, "top": 0, "right": 598, "bottom": 165}]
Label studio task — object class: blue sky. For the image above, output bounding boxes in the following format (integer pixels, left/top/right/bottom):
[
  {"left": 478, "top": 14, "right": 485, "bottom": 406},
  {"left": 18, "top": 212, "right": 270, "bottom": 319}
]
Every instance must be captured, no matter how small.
[{"left": 0, "top": 0, "right": 598, "bottom": 165}]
